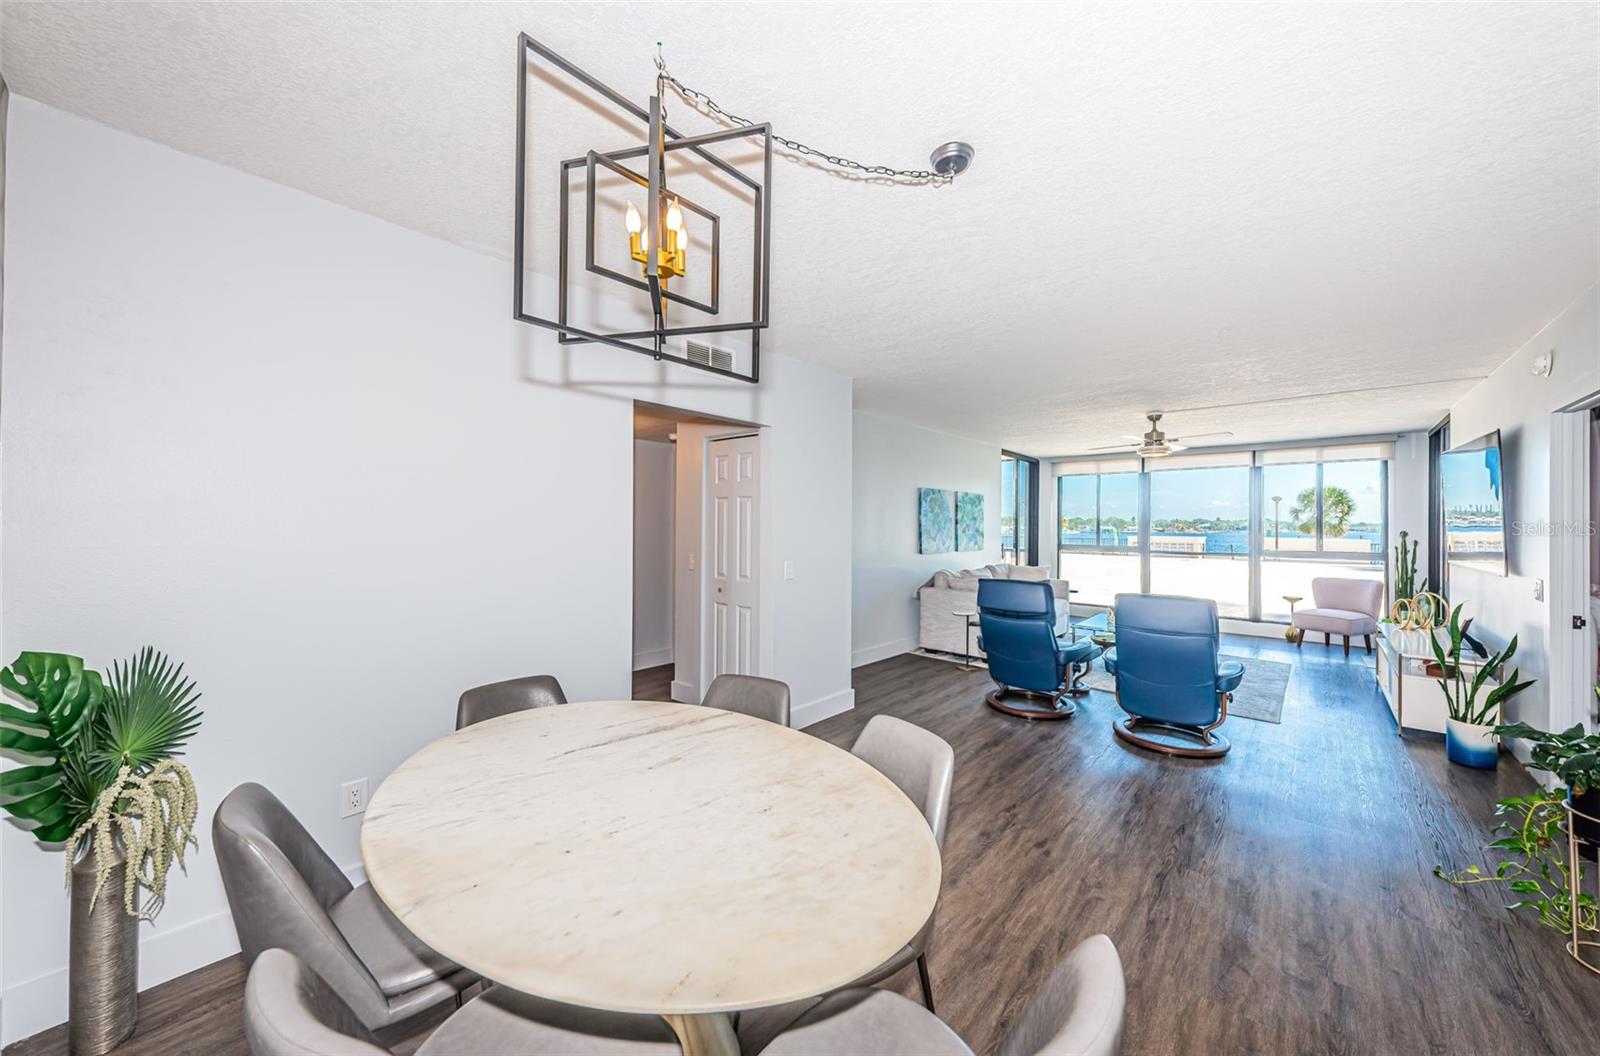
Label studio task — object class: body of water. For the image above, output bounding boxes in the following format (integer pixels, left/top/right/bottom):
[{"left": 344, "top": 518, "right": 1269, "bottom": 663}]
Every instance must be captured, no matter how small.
[{"left": 1048, "top": 529, "right": 1382, "bottom": 555}]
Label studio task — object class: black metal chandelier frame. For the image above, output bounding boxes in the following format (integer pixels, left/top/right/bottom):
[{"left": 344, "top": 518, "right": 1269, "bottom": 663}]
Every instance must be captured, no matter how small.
[{"left": 513, "top": 33, "right": 772, "bottom": 383}]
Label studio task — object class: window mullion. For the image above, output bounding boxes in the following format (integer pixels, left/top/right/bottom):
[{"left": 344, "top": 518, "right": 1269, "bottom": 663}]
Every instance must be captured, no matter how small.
[
  {"left": 1314, "top": 462, "right": 1325, "bottom": 552},
  {"left": 1248, "top": 460, "right": 1263, "bottom": 622}
]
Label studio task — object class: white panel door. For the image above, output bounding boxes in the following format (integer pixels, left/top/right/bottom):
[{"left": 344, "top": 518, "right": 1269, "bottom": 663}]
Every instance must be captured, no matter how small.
[{"left": 707, "top": 434, "right": 760, "bottom": 679}]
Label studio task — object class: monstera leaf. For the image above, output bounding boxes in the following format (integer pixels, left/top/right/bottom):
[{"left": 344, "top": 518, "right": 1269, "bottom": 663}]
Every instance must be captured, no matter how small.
[{"left": 0, "top": 652, "right": 105, "bottom": 843}]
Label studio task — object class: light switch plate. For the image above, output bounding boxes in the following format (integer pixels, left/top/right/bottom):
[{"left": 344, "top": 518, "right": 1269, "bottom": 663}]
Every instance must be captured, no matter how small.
[
  {"left": 783, "top": 560, "right": 795, "bottom": 580},
  {"left": 1533, "top": 578, "right": 1545, "bottom": 602}
]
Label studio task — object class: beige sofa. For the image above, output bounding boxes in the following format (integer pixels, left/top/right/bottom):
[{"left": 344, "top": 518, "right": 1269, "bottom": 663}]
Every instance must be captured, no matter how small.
[{"left": 917, "top": 564, "right": 1072, "bottom": 657}]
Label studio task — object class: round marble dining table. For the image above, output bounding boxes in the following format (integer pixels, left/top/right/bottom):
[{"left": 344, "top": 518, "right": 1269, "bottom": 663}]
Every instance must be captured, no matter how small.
[{"left": 361, "top": 699, "right": 942, "bottom": 1056}]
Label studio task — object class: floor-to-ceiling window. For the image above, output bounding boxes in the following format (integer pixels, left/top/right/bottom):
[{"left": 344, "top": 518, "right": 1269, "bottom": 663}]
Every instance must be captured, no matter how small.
[
  {"left": 1054, "top": 441, "right": 1391, "bottom": 622},
  {"left": 1148, "top": 458, "right": 1252, "bottom": 618},
  {"left": 1258, "top": 454, "right": 1387, "bottom": 620},
  {"left": 1000, "top": 452, "right": 1038, "bottom": 566},
  {"left": 1056, "top": 464, "right": 1142, "bottom": 605}
]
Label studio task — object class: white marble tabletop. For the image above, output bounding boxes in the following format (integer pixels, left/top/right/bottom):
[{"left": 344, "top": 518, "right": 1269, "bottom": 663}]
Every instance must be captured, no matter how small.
[{"left": 360, "top": 700, "right": 942, "bottom": 1016}]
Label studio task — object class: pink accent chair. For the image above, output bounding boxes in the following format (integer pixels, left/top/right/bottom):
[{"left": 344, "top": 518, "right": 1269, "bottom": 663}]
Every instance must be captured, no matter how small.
[{"left": 1292, "top": 578, "right": 1384, "bottom": 657}]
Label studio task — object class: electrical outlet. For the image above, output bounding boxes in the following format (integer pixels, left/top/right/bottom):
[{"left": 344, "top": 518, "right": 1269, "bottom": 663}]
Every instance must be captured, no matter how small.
[{"left": 340, "top": 778, "right": 368, "bottom": 818}]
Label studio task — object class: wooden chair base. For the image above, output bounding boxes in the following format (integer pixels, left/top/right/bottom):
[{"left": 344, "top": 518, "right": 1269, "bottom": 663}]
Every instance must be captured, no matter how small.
[
  {"left": 1112, "top": 717, "right": 1231, "bottom": 758},
  {"left": 986, "top": 687, "right": 1076, "bottom": 720}
]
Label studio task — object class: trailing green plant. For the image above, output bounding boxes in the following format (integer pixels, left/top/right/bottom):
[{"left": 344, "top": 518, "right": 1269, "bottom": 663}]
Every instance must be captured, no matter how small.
[
  {"left": 1392, "top": 529, "right": 1425, "bottom": 601},
  {"left": 0, "top": 647, "right": 203, "bottom": 920},
  {"left": 1430, "top": 603, "right": 1535, "bottom": 726},
  {"left": 1435, "top": 789, "right": 1598, "bottom": 936},
  {"left": 1494, "top": 718, "right": 1600, "bottom": 795}
]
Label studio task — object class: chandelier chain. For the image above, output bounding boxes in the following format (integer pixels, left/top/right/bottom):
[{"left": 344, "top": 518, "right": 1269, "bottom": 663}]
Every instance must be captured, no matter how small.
[{"left": 653, "top": 47, "right": 952, "bottom": 185}]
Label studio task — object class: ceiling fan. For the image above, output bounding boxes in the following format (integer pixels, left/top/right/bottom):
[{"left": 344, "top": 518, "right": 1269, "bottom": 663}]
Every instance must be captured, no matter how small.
[{"left": 1089, "top": 413, "right": 1234, "bottom": 458}]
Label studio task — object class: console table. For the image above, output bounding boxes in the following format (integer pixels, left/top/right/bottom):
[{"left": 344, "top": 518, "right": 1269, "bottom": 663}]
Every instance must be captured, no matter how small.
[{"left": 1375, "top": 622, "right": 1497, "bottom": 737}]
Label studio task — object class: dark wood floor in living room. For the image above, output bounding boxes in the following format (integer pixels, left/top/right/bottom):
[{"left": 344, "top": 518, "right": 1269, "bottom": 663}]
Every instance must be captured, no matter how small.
[{"left": 7, "top": 639, "right": 1593, "bottom": 1056}]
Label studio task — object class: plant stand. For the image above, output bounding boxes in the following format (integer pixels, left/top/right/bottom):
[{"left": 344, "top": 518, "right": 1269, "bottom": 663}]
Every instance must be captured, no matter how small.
[
  {"left": 1282, "top": 595, "right": 1303, "bottom": 644},
  {"left": 1564, "top": 799, "right": 1600, "bottom": 975},
  {"left": 953, "top": 611, "right": 980, "bottom": 672}
]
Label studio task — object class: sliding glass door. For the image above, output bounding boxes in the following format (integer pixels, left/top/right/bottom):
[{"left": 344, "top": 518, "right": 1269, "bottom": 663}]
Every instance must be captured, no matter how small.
[
  {"left": 1148, "top": 464, "right": 1251, "bottom": 618},
  {"left": 1000, "top": 452, "right": 1038, "bottom": 566},
  {"left": 1057, "top": 471, "right": 1141, "bottom": 605},
  {"left": 1258, "top": 458, "right": 1387, "bottom": 620}
]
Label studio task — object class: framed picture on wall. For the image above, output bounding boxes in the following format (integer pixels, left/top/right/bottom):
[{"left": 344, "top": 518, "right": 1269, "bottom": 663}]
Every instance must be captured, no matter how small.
[
  {"left": 956, "top": 491, "right": 984, "bottom": 551},
  {"left": 919, "top": 488, "right": 954, "bottom": 554}
]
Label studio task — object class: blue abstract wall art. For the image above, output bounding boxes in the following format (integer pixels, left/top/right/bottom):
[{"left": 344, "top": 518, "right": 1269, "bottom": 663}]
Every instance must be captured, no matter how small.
[
  {"left": 918, "top": 488, "right": 955, "bottom": 554},
  {"left": 955, "top": 491, "right": 985, "bottom": 551}
]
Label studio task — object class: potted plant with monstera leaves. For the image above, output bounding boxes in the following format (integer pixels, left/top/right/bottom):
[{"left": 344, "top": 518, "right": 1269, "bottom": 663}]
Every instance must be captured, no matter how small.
[
  {"left": 0, "top": 649, "right": 202, "bottom": 1056},
  {"left": 1430, "top": 603, "right": 1536, "bottom": 769}
]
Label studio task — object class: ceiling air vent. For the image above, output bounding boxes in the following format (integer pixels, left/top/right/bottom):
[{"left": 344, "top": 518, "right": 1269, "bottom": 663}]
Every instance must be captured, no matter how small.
[{"left": 683, "top": 340, "right": 734, "bottom": 372}]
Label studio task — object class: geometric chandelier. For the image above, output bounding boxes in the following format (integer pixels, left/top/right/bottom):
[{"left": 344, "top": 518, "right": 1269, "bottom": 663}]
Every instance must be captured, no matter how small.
[
  {"left": 513, "top": 34, "right": 972, "bottom": 384},
  {"left": 513, "top": 34, "right": 772, "bottom": 382}
]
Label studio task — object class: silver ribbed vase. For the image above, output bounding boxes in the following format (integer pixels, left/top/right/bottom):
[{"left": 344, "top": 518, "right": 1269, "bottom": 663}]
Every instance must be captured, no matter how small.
[{"left": 69, "top": 845, "right": 138, "bottom": 1056}]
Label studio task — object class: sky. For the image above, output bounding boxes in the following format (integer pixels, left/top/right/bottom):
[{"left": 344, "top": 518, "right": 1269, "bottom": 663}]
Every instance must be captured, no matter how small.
[{"left": 1439, "top": 447, "right": 1503, "bottom": 510}]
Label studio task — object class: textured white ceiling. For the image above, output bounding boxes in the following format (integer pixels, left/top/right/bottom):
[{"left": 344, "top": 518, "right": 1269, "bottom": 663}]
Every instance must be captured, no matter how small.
[{"left": 6, "top": 2, "right": 1597, "bottom": 454}]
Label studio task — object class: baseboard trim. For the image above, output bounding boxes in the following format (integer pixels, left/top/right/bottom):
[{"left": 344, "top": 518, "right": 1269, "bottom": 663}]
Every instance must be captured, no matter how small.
[
  {"left": 852, "top": 637, "right": 915, "bottom": 669},
  {"left": 793, "top": 688, "right": 855, "bottom": 729},
  {"left": 0, "top": 862, "right": 365, "bottom": 1046},
  {"left": 670, "top": 679, "right": 697, "bottom": 703},
  {"left": 1219, "top": 618, "right": 1297, "bottom": 640},
  {"left": 1, "top": 908, "right": 240, "bottom": 1046},
  {"left": 632, "top": 647, "right": 673, "bottom": 672}
]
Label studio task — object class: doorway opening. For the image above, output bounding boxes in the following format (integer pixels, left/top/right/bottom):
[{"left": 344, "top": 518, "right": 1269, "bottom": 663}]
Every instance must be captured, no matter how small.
[{"left": 631, "top": 401, "right": 765, "bottom": 703}]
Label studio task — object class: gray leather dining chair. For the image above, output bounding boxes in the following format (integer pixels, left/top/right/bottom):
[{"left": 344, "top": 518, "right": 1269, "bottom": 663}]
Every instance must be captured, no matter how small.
[
  {"left": 456, "top": 674, "right": 567, "bottom": 729},
  {"left": 701, "top": 673, "right": 791, "bottom": 726},
  {"left": 848, "top": 715, "right": 955, "bottom": 1009},
  {"left": 244, "top": 948, "right": 680, "bottom": 1056},
  {"left": 736, "top": 714, "right": 955, "bottom": 1056},
  {"left": 756, "top": 934, "right": 1126, "bottom": 1056},
  {"left": 215, "top": 783, "right": 474, "bottom": 1030}
]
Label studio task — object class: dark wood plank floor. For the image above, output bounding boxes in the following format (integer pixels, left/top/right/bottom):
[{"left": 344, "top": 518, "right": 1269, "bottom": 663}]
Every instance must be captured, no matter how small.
[
  {"left": 633, "top": 662, "right": 675, "bottom": 702},
  {"left": 9, "top": 639, "right": 1593, "bottom": 1055}
]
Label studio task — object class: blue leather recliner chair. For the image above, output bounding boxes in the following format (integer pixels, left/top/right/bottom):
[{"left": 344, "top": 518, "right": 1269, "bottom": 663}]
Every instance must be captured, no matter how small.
[
  {"left": 1102, "top": 593, "right": 1244, "bottom": 757},
  {"left": 976, "top": 579, "right": 1099, "bottom": 720}
]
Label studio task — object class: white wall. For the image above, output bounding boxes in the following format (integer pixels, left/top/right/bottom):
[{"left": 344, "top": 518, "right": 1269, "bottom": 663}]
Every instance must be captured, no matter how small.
[
  {"left": 0, "top": 99, "right": 854, "bottom": 1044},
  {"left": 1448, "top": 285, "right": 1600, "bottom": 736},
  {"left": 1390, "top": 430, "right": 1432, "bottom": 590},
  {"left": 631, "top": 440, "right": 674, "bottom": 671},
  {"left": 852, "top": 413, "right": 1000, "bottom": 667}
]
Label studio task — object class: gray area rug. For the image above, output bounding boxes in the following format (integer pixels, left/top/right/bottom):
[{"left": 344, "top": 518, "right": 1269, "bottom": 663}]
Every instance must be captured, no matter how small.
[{"left": 1081, "top": 654, "right": 1291, "bottom": 725}]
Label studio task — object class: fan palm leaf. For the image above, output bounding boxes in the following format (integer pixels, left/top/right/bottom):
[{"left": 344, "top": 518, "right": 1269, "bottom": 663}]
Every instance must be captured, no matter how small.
[{"left": 97, "top": 647, "right": 203, "bottom": 774}]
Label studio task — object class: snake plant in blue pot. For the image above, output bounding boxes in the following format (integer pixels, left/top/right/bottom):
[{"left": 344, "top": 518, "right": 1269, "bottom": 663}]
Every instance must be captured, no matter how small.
[{"left": 1430, "top": 604, "right": 1536, "bottom": 769}]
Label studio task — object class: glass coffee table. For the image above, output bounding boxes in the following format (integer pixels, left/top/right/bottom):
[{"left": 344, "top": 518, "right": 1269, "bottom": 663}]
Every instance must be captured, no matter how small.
[{"left": 1073, "top": 611, "right": 1116, "bottom": 651}]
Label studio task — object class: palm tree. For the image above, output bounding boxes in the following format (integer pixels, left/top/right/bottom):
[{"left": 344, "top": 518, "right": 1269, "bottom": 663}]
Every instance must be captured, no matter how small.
[{"left": 1290, "top": 485, "right": 1355, "bottom": 537}]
